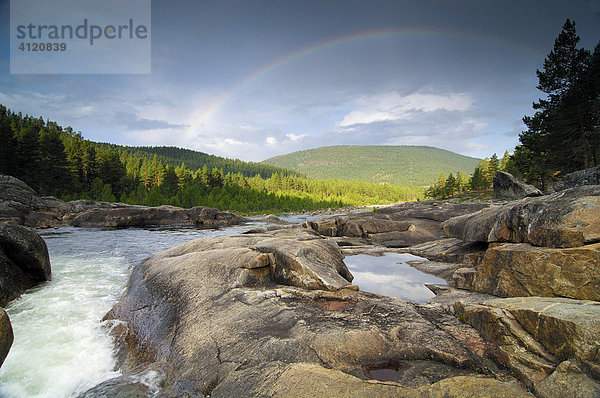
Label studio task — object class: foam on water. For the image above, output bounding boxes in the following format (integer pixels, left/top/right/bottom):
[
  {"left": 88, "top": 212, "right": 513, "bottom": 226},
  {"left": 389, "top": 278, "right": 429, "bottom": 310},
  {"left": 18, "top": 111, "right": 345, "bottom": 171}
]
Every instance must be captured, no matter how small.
[{"left": 0, "top": 223, "right": 261, "bottom": 398}]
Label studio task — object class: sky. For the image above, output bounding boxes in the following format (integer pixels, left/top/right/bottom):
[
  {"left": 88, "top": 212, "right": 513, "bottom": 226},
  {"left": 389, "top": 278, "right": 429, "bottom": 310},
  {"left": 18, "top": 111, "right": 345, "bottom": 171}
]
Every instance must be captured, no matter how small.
[{"left": 1, "top": 0, "right": 599, "bottom": 162}]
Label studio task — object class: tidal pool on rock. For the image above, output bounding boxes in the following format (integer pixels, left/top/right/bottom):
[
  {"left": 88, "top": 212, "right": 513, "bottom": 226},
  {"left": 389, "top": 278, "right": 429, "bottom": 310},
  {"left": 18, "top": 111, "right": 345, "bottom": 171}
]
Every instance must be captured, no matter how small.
[
  {"left": 0, "top": 223, "right": 263, "bottom": 398},
  {"left": 344, "top": 253, "right": 447, "bottom": 303}
]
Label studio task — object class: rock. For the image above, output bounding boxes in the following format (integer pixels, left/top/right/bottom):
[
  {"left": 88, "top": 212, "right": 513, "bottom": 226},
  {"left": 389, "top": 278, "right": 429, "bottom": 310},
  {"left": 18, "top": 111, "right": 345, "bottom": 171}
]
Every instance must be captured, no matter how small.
[
  {"left": 77, "top": 369, "right": 161, "bottom": 398},
  {"left": 469, "top": 243, "right": 600, "bottom": 300},
  {"left": 0, "top": 174, "right": 247, "bottom": 228},
  {"left": 551, "top": 166, "right": 600, "bottom": 192},
  {"left": 454, "top": 295, "right": 600, "bottom": 392},
  {"left": 493, "top": 171, "right": 543, "bottom": 200},
  {"left": 243, "top": 364, "right": 534, "bottom": 398},
  {"left": 104, "top": 226, "right": 524, "bottom": 396},
  {"left": 0, "top": 223, "right": 51, "bottom": 306},
  {"left": 0, "top": 309, "right": 13, "bottom": 369},
  {"left": 303, "top": 202, "right": 489, "bottom": 248},
  {"left": 65, "top": 204, "right": 246, "bottom": 228},
  {"left": 260, "top": 214, "right": 291, "bottom": 225},
  {"left": 482, "top": 297, "right": 600, "bottom": 365},
  {"left": 406, "top": 260, "right": 459, "bottom": 282},
  {"left": 455, "top": 300, "right": 557, "bottom": 389},
  {"left": 443, "top": 186, "right": 600, "bottom": 248},
  {"left": 535, "top": 360, "right": 600, "bottom": 398},
  {"left": 400, "top": 238, "right": 487, "bottom": 265},
  {"left": 0, "top": 174, "right": 63, "bottom": 226}
]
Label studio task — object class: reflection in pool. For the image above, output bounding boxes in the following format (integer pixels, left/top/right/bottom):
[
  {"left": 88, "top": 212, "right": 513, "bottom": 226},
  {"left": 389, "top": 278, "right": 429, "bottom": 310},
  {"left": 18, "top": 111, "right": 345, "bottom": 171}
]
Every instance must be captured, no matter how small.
[{"left": 343, "top": 253, "right": 446, "bottom": 303}]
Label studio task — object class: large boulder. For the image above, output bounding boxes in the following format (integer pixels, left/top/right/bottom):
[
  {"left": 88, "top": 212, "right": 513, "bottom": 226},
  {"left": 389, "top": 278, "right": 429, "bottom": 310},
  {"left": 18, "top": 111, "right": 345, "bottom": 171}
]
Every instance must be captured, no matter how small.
[
  {"left": 104, "top": 226, "right": 531, "bottom": 397},
  {"left": 0, "top": 174, "right": 63, "bottom": 227},
  {"left": 467, "top": 243, "right": 600, "bottom": 300},
  {"left": 493, "top": 171, "right": 543, "bottom": 200},
  {"left": 0, "top": 223, "right": 51, "bottom": 306},
  {"left": 443, "top": 186, "right": 600, "bottom": 248}
]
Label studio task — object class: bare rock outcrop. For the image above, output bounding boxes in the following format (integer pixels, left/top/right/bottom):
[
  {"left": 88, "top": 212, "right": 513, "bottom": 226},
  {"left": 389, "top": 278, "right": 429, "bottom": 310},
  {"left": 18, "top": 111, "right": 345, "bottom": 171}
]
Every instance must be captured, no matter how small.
[
  {"left": 443, "top": 186, "right": 600, "bottom": 248},
  {"left": 470, "top": 242, "right": 600, "bottom": 300},
  {"left": 103, "top": 226, "right": 531, "bottom": 397}
]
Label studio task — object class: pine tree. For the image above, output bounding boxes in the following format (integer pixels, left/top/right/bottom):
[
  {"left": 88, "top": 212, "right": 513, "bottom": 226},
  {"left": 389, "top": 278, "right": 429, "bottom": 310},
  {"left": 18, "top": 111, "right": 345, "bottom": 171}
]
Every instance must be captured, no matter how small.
[{"left": 514, "top": 19, "right": 596, "bottom": 187}]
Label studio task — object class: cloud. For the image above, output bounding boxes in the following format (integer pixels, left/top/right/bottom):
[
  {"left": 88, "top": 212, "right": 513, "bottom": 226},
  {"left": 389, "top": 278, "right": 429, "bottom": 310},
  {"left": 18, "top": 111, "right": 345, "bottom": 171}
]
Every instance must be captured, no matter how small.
[
  {"left": 338, "top": 91, "right": 472, "bottom": 127},
  {"left": 286, "top": 133, "right": 307, "bottom": 142},
  {"left": 266, "top": 137, "right": 278, "bottom": 146},
  {"left": 113, "top": 111, "right": 188, "bottom": 131}
]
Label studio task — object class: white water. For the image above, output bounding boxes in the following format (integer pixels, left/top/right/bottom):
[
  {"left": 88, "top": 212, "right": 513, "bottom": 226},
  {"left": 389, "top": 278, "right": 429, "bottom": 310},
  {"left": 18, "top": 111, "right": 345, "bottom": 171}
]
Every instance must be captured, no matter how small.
[{"left": 0, "top": 224, "right": 261, "bottom": 398}]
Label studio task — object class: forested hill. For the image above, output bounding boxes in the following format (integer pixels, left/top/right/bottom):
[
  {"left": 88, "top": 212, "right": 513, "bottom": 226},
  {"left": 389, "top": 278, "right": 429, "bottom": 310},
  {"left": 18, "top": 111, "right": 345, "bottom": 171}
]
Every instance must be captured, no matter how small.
[
  {"left": 262, "top": 145, "right": 480, "bottom": 186},
  {"left": 109, "top": 145, "right": 300, "bottom": 178},
  {"left": 0, "top": 106, "right": 423, "bottom": 213}
]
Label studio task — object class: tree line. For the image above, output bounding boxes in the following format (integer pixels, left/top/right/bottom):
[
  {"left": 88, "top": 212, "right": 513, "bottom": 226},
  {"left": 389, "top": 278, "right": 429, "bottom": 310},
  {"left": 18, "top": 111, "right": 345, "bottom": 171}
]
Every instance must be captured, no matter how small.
[
  {"left": 426, "top": 19, "right": 599, "bottom": 199},
  {"left": 0, "top": 106, "right": 423, "bottom": 213},
  {"left": 425, "top": 152, "right": 510, "bottom": 199},
  {"left": 512, "top": 19, "right": 600, "bottom": 189}
]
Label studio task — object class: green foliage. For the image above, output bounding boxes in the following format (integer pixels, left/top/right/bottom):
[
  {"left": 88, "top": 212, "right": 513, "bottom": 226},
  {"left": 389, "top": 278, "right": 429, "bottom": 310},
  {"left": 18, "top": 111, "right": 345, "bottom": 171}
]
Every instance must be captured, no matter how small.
[
  {"left": 0, "top": 106, "right": 423, "bottom": 213},
  {"left": 424, "top": 154, "right": 505, "bottom": 199},
  {"left": 263, "top": 145, "right": 480, "bottom": 187},
  {"left": 116, "top": 145, "right": 299, "bottom": 179},
  {"left": 512, "top": 19, "right": 600, "bottom": 189}
]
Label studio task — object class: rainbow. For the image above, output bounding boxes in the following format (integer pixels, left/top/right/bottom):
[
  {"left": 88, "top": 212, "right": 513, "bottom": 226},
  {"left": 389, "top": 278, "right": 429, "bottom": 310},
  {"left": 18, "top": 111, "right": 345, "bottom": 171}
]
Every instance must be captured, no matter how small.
[{"left": 184, "top": 27, "right": 541, "bottom": 138}]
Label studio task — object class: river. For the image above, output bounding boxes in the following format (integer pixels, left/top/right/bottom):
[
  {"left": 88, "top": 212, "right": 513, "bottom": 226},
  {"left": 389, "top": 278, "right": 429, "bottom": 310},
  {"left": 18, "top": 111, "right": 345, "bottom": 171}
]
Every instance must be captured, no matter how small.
[{"left": 0, "top": 216, "right": 444, "bottom": 397}]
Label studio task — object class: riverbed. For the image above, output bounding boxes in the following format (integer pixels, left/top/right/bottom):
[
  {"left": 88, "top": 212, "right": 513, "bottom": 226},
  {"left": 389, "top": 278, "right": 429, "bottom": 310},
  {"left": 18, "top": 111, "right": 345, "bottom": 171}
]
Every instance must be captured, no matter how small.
[{"left": 0, "top": 219, "right": 444, "bottom": 397}]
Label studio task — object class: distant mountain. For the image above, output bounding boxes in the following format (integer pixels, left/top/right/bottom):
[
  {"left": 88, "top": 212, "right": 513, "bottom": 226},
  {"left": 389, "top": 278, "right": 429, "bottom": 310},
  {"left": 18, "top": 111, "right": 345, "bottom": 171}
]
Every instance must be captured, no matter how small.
[
  {"left": 106, "top": 145, "right": 301, "bottom": 178},
  {"left": 262, "top": 145, "right": 480, "bottom": 186}
]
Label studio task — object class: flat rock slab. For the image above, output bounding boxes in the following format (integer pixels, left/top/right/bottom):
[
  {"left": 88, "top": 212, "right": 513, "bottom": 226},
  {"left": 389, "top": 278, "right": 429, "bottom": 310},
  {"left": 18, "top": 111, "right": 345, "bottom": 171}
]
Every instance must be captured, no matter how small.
[{"left": 104, "top": 226, "right": 528, "bottom": 397}]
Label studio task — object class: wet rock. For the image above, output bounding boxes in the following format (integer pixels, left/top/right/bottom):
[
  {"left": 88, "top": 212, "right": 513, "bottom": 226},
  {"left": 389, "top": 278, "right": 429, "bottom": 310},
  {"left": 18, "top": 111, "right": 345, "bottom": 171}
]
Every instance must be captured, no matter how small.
[
  {"left": 469, "top": 243, "right": 600, "bottom": 300},
  {"left": 104, "top": 226, "right": 523, "bottom": 396},
  {"left": 0, "top": 309, "right": 13, "bottom": 369},
  {"left": 493, "top": 171, "right": 543, "bottom": 200},
  {"left": 443, "top": 186, "right": 600, "bottom": 248},
  {"left": 0, "top": 223, "right": 51, "bottom": 306}
]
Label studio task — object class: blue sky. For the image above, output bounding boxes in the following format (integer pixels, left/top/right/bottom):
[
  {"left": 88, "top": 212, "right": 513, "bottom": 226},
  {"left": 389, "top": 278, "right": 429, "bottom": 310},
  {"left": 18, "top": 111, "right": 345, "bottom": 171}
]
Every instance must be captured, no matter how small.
[{"left": 1, "top": 0, "right": 599, "bottom": 162}]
